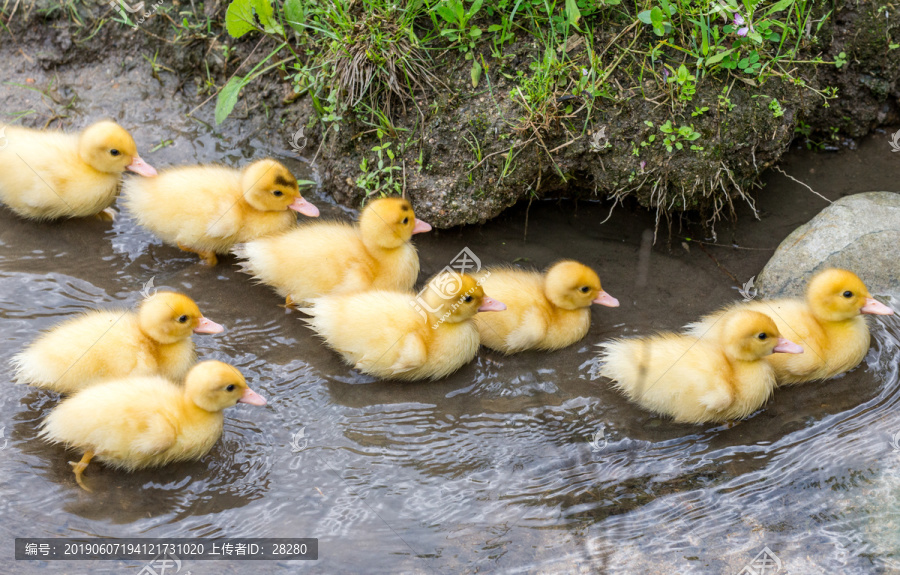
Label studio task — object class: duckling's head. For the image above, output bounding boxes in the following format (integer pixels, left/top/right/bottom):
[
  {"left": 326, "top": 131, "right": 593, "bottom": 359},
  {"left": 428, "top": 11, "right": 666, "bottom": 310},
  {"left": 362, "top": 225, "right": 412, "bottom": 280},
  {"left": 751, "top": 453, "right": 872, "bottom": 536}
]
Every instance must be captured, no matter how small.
[
  {"left": 138, "top": 292, "right": 224, "bottom": 344},
  {"left": 184, "top": 361, "right": 267, "bottom": 412},
  {"left": 544, "top": 260, "right": 619, "bottom": 310},
  {"left": 78, "top": 121, "right": 157, "bottom": 177},
  {"left": 422, "top": 271, "right": 505, "bottom": 323},
  {"left": 241, "top": 159, "right": 319, "bottom": 217},
  {"left": 359, "top": 197, "right": 431, "bottom": 249},
  {"left": 807, "top": 268, "right": 894, "bottom": 321},
  {"left": 720, "top": 309, "right": 803, "bottom": 361}
]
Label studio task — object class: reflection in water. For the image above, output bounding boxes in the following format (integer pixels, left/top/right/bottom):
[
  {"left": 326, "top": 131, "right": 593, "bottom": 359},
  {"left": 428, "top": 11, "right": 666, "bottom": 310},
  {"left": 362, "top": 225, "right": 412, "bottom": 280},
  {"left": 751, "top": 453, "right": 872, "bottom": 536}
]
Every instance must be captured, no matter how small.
[{"left": 2, "top": 62, "right": 900, "bottom": 572}]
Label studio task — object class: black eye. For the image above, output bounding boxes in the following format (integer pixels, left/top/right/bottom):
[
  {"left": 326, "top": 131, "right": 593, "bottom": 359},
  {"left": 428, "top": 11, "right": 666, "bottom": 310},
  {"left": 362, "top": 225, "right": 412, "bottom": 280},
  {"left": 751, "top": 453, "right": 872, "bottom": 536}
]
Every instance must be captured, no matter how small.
[
  {"left": 226, "top": 384, "right": 236, "bottom": 392},
  {"left": 110, "top": 149, "right": 120, "bottom": 156},
  {"left": 843, "top": 291, "right": 853, "bottom": 298},
  {"left": 580, "top": 286, "right": 590, "bottom": 293},
  {"left": 177, "top": 315, "right": 188, "bottom": 323},
  {"left": 463, "top": 295, "right": 473, "bottom": 303},
  {"left": 273, "top": 190, "right": 284, "bottom": 197},
  {"left": 758, "top": 333, "right": 767, "bottom": 340},
  {"left": 402, "top": 217, "right": 409, "bottom": 224}
]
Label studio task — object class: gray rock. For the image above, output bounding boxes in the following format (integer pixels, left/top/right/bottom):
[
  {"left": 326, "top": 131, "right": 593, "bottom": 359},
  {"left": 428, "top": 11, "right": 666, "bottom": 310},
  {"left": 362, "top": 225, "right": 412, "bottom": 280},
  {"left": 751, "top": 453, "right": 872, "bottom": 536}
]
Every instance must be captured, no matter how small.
[{"left": 757, "top": 192, "right": 900, "bottom": 297}]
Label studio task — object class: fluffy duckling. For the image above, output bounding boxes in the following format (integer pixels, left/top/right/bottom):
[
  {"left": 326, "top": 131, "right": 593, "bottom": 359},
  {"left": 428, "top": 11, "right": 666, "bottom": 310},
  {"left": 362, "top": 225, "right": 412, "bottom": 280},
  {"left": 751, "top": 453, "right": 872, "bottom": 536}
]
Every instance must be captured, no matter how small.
[
  {"left": 235, "top": 197, "right": 431, "bottom": 306},
  {"left": 472, "top": 260, "right": 619, "bottom": 353},
  {"left": 123, "top": 159, "right": 319, "bottom": 265},
  {"left": 40, "top": 360, "right": 266, "bottom": 491},
  {"left": 685, "top": 268, "right": 894, "bottom": 384},
  {"left": 12, "top": 292, "right": 223, "bottom": 394},
  {"left": 598, "top": 310, "right": 803, "bottom": 423},
  {"left": 0, "top": 120, "right": 156, "bottom": 220},
  {"left": 303, "top": 271, "right": 505, "bottom": 380}
]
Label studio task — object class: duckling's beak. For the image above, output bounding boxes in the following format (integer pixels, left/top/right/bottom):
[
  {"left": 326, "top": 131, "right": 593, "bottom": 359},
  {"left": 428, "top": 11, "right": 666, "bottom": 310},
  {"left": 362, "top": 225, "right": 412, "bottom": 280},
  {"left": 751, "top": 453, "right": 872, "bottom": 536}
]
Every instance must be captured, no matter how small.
[
  {"left": 126, "top": 155, "right": 157, "bottom": 177},
  {"left": 194, "top": 317, "right": 225, "bottom": 334},
  {"left": 593, "top": 291, "right": 620, "bottom": 307},
  {"left": 478, "top": 296, "right": 506, "bottom": 312},
  {"left": 861, "top": 297, "right": 894, "bottom": 315},
  {"left": 289, "top": 196, "right": 320, "bottom": 217},
  {"left": 412, "top": 218, "right": 432, "bottom": 234},
  {"left": 772, "top": 337, "right": 803, "bottom": 354},
  {"left": 238, "top": 387, "right": 267, "bottom": 406}
]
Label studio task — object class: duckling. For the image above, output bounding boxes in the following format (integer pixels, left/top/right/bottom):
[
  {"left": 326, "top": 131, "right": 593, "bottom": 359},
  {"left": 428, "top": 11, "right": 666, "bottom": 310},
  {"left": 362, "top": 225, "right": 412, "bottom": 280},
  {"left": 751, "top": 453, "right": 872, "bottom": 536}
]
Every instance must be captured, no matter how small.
[
  {"left": 303, "top": 271, "right": 505, "bottom": 380},
  {"left": 0, "top": 120, "right": 156, "bottom": 221},
  {"left": 472, "top": 260, "right": 618, "bottom": 353},
  {"left": 685, "top": 268, "right": 894, "bottom": 384},
  {"left": 235, "top": 197, "right": 431, "bottom": 306},
  {"left": 40, "top": 360, "right": 266, "bottom": 491},
  {"left": 598, "top": 310, "right": 803, "bottom": 424},
  {"left": 12, "top": 292, "right": 223, "bottom": 394},
  {"left": 123, "top": 159, "right": 319, "bottom": 265}
]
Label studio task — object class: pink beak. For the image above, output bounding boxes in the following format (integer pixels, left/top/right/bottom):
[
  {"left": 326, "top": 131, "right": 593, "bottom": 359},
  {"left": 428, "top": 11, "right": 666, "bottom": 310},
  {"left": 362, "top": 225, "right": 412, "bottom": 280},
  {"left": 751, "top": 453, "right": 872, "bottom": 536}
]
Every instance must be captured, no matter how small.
[
  {"left": 126, "top": 154, "right": 157, "bottom": 177},
  {"left": 289, "top": 197, "right": 320, "bottom": 217},
  {"left": 592, "top": 291, "right": 619, "bottom": 307},
  {"left": 193, "top": 317, "right": 224, "bottom": 334},
  {"left": 861, "top": 297, "right": 895, "bottom": 316},
  {"left": 478, "top": 296, "right": 506, "bottom": 312},
  {"left": 412, "top": 218, "right": 432, "bottom": 234},
  {"left": 772, "top": 337, "right": 803, "bottom": 354},
  {"left": 238, "top": 387, "right": 267, "bottom": 406}
]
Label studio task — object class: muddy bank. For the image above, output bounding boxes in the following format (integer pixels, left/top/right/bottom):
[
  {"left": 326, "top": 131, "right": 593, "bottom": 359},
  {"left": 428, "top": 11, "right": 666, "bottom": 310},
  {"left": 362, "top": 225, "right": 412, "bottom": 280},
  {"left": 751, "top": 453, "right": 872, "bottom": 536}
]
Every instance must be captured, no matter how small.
[{"left": 3, "top": 1, "right": 900, "bottom": 229}]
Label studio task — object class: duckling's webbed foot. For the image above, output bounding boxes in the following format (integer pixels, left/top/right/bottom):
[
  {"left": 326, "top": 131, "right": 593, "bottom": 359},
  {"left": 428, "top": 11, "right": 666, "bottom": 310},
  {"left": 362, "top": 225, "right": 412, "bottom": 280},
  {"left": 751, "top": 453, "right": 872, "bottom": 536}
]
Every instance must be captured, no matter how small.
[
  {"left": 69, "top": 450, "right": 94, "bottom": 492},
  {"left": 96, "top": 208, "right": 117, "bottom": 222},
  {"left": 177, "top": 243, "right": 218, "bottom": 266}
]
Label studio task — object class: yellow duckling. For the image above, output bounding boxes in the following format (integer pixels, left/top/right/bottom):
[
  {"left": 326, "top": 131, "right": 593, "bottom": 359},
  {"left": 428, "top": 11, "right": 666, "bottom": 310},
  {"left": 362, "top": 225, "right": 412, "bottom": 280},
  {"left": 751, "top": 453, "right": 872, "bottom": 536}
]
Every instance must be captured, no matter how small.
[
  {"left": 0, "top": 120, "right": 156, "bottom": 220},
  {"left": 303, "top": 271, "right": 505, "bottom": 380},
  {"left": 12, "top": 292, "right": 223, "bottom": 394},
  {"left": 40, "top": 360, "right": 267, "bottom": 491},
  {"left": 598, "top": 310, "right": 803, "bottom": 423},
  {"left": 122, "top": 159, "right": 319, "bottom": 265},
  {"left": 472, "top": 260, "right": 619, "bottom": 353},
  {"left": 685, "top": 268, "right": 894, "bottom": 384},
  {"left": 235, "top": 196, "right": 431, "bottom": 306}
]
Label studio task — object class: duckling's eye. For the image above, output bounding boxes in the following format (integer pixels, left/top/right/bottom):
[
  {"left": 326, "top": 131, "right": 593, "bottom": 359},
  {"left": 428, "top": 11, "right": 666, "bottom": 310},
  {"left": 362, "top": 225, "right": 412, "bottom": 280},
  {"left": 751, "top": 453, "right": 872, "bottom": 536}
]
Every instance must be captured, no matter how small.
[
  {"left": 757, "top": 333, "right": 768, "bottom": 340},
  {"left": 110, "top": 149, "right": 120, "bottom": 156},
  {"left": 463, "top": 295, "right": 473, "bottom": 303},
  {"left": 177, "top": 315, "right": 189, "bottom": 323},
  {"left": 273, "top": 190, "right": 284, "bottom": 197},
  {"left": 226, "top": 384, "right": 236, "bottom": 392},
  {"left": 580, "top": 286, "right": 590, "bottom": 293},
  {"left": 402, "top": 217, "right": 409, "bottom": 225},
  {"left": 843, "top": 290, "right": 853, "bottom": 298}
]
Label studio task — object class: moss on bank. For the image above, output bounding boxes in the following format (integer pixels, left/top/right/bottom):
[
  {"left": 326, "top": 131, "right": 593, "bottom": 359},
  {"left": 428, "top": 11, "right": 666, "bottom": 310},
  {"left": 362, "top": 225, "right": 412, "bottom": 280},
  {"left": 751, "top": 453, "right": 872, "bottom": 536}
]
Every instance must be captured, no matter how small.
[{"left": 3, "top": 0, "right": 899, "bottom": 229}]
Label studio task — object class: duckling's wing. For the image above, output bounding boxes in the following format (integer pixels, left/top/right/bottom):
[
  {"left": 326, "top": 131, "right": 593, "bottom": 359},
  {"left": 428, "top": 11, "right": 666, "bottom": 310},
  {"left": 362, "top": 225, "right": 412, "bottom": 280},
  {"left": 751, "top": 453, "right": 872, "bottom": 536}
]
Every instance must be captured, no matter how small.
[
  {"left": 504, "top": 309, "right": 547, "bottom": 352},
  {"left": 203, "top": 206, "right": 243, "bottom": 241},
  {"left": 386, "top": 333, "right": 427, "bottom": 374},
  {"left": 698, "top": 387, "right": 734, "bottom": 413},
  {"left": 130, "top": 417, "right": 177, "bottom": 456}
]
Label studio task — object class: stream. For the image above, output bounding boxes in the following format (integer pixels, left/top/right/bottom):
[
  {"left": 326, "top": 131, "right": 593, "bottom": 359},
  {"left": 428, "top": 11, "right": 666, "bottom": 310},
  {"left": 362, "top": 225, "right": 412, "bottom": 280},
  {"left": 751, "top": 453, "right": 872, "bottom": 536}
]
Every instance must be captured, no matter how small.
[{"left": 1, "top": 57, "right": 900, "bottom": 574}]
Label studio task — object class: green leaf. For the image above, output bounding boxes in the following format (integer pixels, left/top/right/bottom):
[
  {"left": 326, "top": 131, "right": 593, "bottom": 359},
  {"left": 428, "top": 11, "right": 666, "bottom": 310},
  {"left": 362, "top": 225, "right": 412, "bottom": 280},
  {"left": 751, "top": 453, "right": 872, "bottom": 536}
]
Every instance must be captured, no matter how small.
[
  {"left": 283, "top": 0, "right": 305, "bottom": 33},
  {"left": 435, "top": 3, "right": 458, "bottom": 25},
  {"left": 637, "top": 9, "right": 653, "bottom": 24},
  {"left": 764, "top": 0, "right": 794, "bottom": 16},
  {"left": 296, "top": 179, "right": 317, "bottom": 187},
  {"left": 704, "top": 47, "right": 735, "bottom": 66},
  {"left": 469, "top": 27, "right": 482, "bottom": 38},
  {"left": 252, "top": 0, "right": 281, "bottom": 34},
  {"left": 565, "top": 0, "right": 581, "bottom": 25},
  {"left": 225, "top": 0, "right": 255, "bottom": 38},
  {"left": 471, "top": 59, "right": 482, "bottom": 88},
  {"left": 215, "top": 75, "right": 248, "bottom": 125}
]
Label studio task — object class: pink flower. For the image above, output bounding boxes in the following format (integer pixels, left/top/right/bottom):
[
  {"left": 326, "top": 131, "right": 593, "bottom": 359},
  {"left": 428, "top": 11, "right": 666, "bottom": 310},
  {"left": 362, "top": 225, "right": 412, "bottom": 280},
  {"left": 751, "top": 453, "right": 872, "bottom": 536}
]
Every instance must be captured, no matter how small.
[{"left": 733, "top": 13, "right": 751, "bottom": 36}]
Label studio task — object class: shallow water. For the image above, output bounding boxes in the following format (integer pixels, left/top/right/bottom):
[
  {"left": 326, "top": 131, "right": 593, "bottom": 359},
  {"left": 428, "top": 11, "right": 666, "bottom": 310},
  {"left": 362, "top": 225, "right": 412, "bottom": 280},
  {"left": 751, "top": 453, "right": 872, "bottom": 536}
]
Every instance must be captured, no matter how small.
[{"left": 2, "top": 57, "right": 900, "bottom": 574}]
